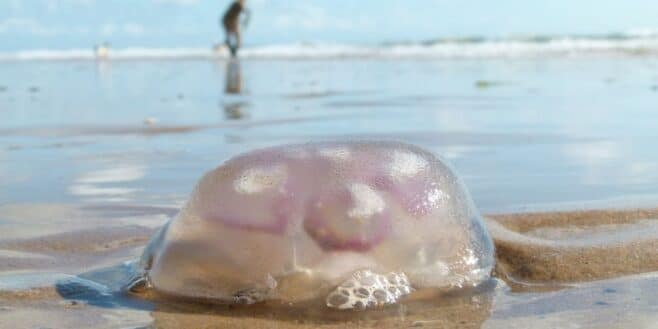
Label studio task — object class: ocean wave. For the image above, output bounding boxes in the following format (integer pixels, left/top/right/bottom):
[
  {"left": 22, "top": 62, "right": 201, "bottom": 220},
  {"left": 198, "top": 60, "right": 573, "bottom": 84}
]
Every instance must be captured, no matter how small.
[{"left": 3, "top": 34, "right": 658, "bottom": 61}]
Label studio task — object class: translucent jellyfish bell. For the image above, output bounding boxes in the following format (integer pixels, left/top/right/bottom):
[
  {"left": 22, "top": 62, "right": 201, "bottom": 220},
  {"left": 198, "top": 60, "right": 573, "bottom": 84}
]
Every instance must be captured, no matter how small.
[{"left": 130, "top": 141, "right": 494, "bottom": 310}]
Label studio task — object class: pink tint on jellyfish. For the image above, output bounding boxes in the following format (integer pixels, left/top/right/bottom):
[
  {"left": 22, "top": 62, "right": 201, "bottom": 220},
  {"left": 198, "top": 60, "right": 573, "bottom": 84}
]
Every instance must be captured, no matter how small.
[
  {"left": 303, "top": 183, "right": 392, "bottom": 252},
  {"left": 196, "top": 163, "right": 298, "bottom": 235},
  {"left": 133, "top": 141, "right": 495, "bottom": 310}
]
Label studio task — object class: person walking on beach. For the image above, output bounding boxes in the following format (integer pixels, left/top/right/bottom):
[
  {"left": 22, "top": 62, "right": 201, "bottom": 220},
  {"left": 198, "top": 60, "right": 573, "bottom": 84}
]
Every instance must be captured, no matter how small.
[{"left": 222, "top": 0, "right": 250, "bottom": 57}]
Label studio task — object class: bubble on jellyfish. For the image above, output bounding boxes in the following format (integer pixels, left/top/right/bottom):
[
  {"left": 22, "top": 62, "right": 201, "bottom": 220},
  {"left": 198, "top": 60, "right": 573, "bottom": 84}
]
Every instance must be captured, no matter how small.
[{"left": 127, "top": 141, "right": 495, "bottom": 310}]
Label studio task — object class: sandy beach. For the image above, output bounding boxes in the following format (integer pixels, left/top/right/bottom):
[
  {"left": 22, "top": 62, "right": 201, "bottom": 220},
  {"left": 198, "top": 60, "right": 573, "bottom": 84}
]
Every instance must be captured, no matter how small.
[
  {"left": 0, "top": 205, "right": 656, "bottom": 328},
  {"left": 2, "top": 57, "right": 658, "bottom": 328}
]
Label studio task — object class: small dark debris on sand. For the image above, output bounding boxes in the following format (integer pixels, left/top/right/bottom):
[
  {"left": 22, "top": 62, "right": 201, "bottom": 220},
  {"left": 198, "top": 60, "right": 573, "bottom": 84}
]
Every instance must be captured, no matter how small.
[{"left": 475, "top": 80, "right": 504, "bottom": 89}]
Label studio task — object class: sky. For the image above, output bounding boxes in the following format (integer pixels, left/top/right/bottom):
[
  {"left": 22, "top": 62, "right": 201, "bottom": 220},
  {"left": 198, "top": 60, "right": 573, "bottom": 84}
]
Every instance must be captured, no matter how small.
[{"left": 1, "top": 0, "right": 657, "bottom": 50}]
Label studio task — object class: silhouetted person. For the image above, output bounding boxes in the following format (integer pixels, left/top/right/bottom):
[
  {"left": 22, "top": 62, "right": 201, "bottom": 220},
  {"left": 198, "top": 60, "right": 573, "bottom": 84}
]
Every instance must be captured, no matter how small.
[{"left": 222, "top": 0, "right": 249, "bottom": 57}]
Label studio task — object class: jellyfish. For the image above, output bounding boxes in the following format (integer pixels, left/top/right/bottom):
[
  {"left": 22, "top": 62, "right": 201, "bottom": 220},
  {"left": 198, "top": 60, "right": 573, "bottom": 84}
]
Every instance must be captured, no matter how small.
[{"left": 128, "top": 141, "right": 494, "bottom": 310}]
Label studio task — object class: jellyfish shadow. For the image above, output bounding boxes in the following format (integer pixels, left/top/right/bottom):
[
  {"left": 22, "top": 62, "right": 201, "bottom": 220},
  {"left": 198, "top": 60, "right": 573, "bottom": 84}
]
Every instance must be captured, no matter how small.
[{"left": 55, "top": 263, "right": 154, "bottom": 311}]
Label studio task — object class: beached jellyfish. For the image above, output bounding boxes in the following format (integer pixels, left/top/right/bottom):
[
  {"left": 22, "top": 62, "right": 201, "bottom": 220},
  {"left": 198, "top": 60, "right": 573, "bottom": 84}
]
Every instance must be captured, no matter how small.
[{"left": 128, "top": 141, "right": 494, "bottom": 310}]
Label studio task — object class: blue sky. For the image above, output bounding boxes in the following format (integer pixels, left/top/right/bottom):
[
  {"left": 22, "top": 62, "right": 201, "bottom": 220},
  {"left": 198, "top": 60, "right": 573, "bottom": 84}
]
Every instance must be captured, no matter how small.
[{"left": 1, "top": 0, "right": 657, "bottom": 50}]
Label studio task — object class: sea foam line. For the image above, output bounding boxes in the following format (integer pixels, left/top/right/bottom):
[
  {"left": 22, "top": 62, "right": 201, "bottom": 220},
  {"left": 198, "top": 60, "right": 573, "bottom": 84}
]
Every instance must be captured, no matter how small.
[{"left": 3, "top": 36, "right": 658, "bottom": 61}]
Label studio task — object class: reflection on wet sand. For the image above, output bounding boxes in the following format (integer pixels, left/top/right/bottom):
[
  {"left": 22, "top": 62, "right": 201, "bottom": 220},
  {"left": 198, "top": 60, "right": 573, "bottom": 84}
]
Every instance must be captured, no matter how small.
[
  {"left": 70, "top": 164, "right": 146, "bottom": 203},
  {"left": 223, "top": 102, "right": 249, "bottom": 120},
  {"left": 222, "top": 58, "right": 250, "bottom": 121},
  {"left": 225, "top": 59, "right": 242, "bottom": 94},
  {"left": 95, "top": 60, "right": 111, "bottom": 86}
]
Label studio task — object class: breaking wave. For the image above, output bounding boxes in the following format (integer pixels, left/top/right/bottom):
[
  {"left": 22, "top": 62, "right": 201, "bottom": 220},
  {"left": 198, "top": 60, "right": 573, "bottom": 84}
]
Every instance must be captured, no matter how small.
[{"left": 3, "top": 32, "right": 658, "bottom": 61}]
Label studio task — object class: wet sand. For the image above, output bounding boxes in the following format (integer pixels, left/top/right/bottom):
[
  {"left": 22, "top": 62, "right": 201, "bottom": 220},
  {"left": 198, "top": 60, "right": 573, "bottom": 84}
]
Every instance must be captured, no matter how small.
[
  {"left": 491, "top": 209, "right": 658, "bottom": 284},
  {"left": 2, "top": 58, "right": 658, "bottom": 328},
  {"left": 0, "top": 206, "right": 656, "bottom": 328}
]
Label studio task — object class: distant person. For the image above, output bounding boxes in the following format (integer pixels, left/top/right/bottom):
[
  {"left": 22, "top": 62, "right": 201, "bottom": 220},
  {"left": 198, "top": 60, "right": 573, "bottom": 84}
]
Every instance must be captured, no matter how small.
[
  {"left": 221, "top": 0, "right": 250, "bottom": 57},
  {"left": 94, "top": 42, "right": 110, "bottom": 60}
]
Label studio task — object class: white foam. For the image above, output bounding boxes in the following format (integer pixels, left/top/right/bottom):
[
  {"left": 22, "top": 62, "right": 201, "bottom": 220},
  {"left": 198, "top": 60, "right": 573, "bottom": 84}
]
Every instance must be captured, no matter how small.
[
  {"left": 3, "top": 34, "right": 658, "bottom": 61},
  {"left": 326, "top": 270, "right": 412, "bottom": 310}
]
